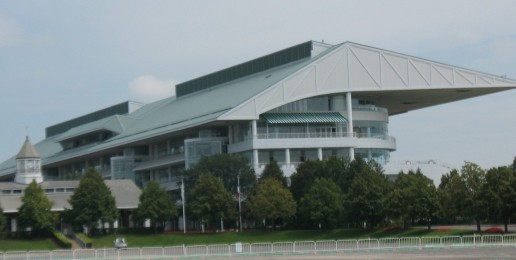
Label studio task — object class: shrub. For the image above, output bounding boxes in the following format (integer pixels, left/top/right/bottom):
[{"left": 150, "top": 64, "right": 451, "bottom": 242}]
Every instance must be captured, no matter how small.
[
  {"left": 52, "top": 230, "right": 72, "bottom": 249},
  {"left": 485, "top": 227, "right": 503, "bottom": 233},
  {"left": 77, "top": 233, "right": 93, "bottom": 248}
]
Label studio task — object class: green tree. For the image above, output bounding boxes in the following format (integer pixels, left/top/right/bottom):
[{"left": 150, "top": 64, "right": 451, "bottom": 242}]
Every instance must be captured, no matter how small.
[
  {"left": 289, "top": 160, "right": 323, "bottom": 201},
  {"left": 386, "top": 170, "right": 438, "bottom": 230},
  {"left": 190, "top": 154, "right": 256, "bottom": 195},
  {"left": 17, "top": 180, "right": 58, "bottom": 235},
  {"left": 189, "top": 173, "right": 236, "bottom": 230},
  {"left": 438, "top": 169, "right": 467, "bottom": 224},
  {"left": 260, "top": 161, "right": 287, "bottom": 187},
  {"left": 134, "top": 181, "right": 177, "bottom": 233},
  {"left": 485, "top": 166, "right": 516, "bottom": 232},
  {"left": 299, "top": 178, "right": 343, "bottom": 229},
  {"left": 347, "top": 165, "right": 389, "bottom": 229},
  {"left": 0, "top": 207, "right": 6, "bottom": 232},
  {"left": 461, "top": 162, "right": 487, "bottom": 232},
  {"left": 247, "top": 178, "right": 296, "bottom": 230},
  {"left": 67, "top": 168, "right": 118, "bottom": 234}
]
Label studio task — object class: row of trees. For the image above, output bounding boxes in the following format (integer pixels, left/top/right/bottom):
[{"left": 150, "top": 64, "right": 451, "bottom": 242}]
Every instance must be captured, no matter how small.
[
  {"left": 178, "top": 155, "right": 516, "bottom": 232},
  {"left": 1, "top": 155, "right": 515, "bottom": 235}
]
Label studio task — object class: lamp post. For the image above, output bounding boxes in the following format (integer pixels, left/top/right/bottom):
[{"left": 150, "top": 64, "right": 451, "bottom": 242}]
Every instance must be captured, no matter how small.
[
  {"left": 181, "top": 176, "right": 186, "bottom": 234},
  {"left": 237, "top": 171, "right": 242, "bottom": 232}
]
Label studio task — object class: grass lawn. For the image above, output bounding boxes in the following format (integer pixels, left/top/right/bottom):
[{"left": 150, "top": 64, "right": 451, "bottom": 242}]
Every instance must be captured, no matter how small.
[
  {"left": 88, "top": 227, "right": 479, "bottom": 248},
  {"left": 0, "top": 237, "right": 59, "bottom": 252}
]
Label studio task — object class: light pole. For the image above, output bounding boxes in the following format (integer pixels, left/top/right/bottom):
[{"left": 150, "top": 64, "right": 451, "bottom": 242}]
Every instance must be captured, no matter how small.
[
  {"left": 237, "top": 171, "right": 242, "bottom": 232},
  {"left": 181, "top": 176, "right": 186, "bottom": 234}
]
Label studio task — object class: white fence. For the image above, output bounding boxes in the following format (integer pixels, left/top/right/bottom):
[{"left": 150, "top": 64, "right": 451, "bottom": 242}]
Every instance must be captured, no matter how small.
[{"left": 2, "top": 234, "right": 516, "bottom": 259}]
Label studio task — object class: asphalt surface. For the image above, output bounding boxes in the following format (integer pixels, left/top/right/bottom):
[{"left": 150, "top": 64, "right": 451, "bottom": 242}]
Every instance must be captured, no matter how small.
[{"left": 218, "top": 247, "right": 516, "bottom": 259}]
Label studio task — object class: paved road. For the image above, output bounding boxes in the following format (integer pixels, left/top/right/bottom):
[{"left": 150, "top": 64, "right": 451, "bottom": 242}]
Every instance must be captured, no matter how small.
[{"left": 212, "top": 247, "right": 516, "bottom": 259}]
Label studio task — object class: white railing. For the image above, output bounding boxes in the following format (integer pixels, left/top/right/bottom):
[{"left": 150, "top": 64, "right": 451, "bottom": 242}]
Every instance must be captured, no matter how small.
[
  {"left": 254, "top": 132, "right": 395, "bottom": 141},
  {"left": 2, "top": 234, "right": 516, "bottom": 259}
]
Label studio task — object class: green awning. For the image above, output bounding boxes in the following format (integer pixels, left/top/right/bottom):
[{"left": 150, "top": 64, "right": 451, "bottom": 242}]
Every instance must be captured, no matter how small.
[{"left": 261, "top": 112, "right": 347, "bottom": 124}]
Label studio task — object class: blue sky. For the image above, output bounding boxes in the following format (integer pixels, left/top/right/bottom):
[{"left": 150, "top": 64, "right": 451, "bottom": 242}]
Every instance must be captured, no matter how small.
[{"left": 0, "top": 0, "right": 515, "bottom": 169}]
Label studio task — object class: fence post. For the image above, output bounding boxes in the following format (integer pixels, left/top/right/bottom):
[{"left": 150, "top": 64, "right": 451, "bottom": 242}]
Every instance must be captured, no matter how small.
[
  {"left": 162, "top": 246, "right": 165, "bottom": 256},
  {"left": 502, "top": 234, "right": 504, "bottom": 246},
  {"left": 473, "top": 234, "right": 476, "bottom": 248},
  {"left": 293, "top": 241, "right": 296, "bottom": 253},
  {"left": 314, "top": 241, "right": 317, "bottom": 252},
  {"left": 419, "top": 237, "right": 422, "bottom": 249},
  {"left": 182, "top": 244, "right": 186, "bottom": 256},
  {"left": 335, "top": 240, "right": 338, "bottom": 251}
]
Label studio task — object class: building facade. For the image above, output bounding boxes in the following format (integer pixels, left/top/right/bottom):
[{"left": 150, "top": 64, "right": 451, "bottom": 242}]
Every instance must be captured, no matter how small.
[{"left": 0, "top": 41, "right": 515, "bottom": 190}]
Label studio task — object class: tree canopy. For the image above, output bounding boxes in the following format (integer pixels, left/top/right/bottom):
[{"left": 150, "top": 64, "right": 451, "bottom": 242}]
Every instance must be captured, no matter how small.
[
  {"left": 260, "top": 161, "right": 287, "bottom": 187},
  {"left": 247, "top": 178, "right": 296, "bottom": 229},
  {"left": 17, "top": 180, "right": 57, "bottom": 235},
  {"left": 189, "top": 173, "right": 236, "bottom": 229},
  {"left": 0, "top": 207, "right": 5, "bottom": 232},
  {"left": 67, "top": 168, "right": 118, "bottom": 234},
  {"left": 134, "top": 181, "right": 177, "bottom": 232},
  {"left": 186, "top": 154, "right": 256, "bottom": 195},
  {"left": 299, "top": 178, "right": 343, "bottom": 229}
]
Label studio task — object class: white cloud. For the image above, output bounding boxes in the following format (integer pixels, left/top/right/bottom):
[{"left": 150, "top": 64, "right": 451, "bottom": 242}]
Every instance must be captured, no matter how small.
[
  {"left": 128, "top": 75, "right": 177, "bottom": 103},
  {"left": 0, "top": 15, "right": 20, "bottom": 45}
]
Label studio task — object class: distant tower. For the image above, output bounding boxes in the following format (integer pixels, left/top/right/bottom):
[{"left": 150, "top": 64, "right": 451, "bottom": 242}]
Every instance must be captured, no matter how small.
[{"left": 15, "top": 136, "right": 43, "bottom": 184}]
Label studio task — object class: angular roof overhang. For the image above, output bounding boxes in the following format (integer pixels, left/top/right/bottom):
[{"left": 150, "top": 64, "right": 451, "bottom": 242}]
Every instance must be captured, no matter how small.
[{"left": 218, "top": 42, "right": 516, "bottom": 120}]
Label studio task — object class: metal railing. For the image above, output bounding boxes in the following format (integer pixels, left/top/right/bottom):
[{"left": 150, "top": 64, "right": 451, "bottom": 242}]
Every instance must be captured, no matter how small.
[{"left": 2, "top": 234, "right": 515, "bottom": 259}]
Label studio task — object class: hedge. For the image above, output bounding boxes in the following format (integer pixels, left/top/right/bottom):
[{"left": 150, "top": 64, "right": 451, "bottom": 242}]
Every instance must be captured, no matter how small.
[
  {"left": 77, "top": 233, "right": 93, "bottom": 248},
  {"left": 52, "top": 230, "right": 72, "bottom": 249}
]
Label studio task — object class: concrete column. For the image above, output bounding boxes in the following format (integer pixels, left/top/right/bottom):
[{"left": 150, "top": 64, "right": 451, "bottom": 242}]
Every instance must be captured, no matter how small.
[
  {"left": 367, "top": 127, "right": 371, "bottom": 138},
  {"left": 11, "top": 217, "right": 17, "bottom": 233},
  {"left": 285, "top": 149, "right": 290, "bottom": 166},
  {"left": 253, "top": 149, "right": 259, "bottom": 169},
  {"left": 346, "top": 92, "right": 354, "bottom": 137},
  {"left": 346, "top": 92, "right": 355, "bottom": 160},
  {"left": 228, "top": 125, "right": 233, "bottom": 144},
  {"left": 367, "top": 149, "right": 372, "bottom": 161},
  {"left": 317, "top": 148, "right": 323, "bottom": 160},
  {"left": 251, "top": 120, "right": 258, "bottom": 139}
]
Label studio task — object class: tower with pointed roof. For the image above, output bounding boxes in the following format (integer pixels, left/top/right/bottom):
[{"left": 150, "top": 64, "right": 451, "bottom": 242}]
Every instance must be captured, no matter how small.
[{"left": 15, "top": 136, "right": 43, "bottom": 184}]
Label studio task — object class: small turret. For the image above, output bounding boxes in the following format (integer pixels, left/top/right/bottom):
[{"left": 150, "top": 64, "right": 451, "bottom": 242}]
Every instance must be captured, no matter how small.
[{"left": 14, "top": 136, "right": 43, "bottom": 184}]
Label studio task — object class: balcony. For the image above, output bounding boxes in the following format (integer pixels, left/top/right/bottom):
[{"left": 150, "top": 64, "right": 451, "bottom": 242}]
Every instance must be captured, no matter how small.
[{"left": 228, "top": 132, "right": 396, "bottom": 153}]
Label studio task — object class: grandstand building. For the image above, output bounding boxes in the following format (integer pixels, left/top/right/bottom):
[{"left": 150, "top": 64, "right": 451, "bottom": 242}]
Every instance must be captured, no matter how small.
[{"left": 0, "top": 41, "right": 515, "bottom": 190}]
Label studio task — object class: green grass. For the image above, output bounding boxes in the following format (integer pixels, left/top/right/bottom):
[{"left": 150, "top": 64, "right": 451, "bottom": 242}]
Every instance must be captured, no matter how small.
[
  {"left": 0, "top": 227, "right": 495, "bottom": 251},
  {"left": 88, "top": 227, "right": 479, "bottom": 248},
  {"left": 0, "top": 237, "right": 59, "bottom": 252}
]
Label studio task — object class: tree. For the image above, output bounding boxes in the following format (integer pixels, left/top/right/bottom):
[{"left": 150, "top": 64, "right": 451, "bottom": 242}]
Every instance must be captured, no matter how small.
[
  {"left": 386, "top": 170, "right": 438, "bottom": 230},
  {"left": 247, "top": 178, "right": 296, "bottom": 230},
  {"left": 0, "top": 207, "right": 6, "bottom": 232},
  {"left": 346, "top": 165, "right": 389, "bottom": 229},
  {"left": 461, "top": 162, "right": 487, "bottom": 232},
  {"left": 438, "top": 169, "right": 467, "bottom": 224},
  {"left": 134, "top": 181, "right": 177, "bottom": 233},
  {"left": 484, "top": 166, "right": 516, "bottom": 232},
  {"left": 17, "top": 180, "right": 57, "bottom": 235},
  {"left": 299, "top": 178, "right": 343, "bottom": 229},
  {"left": 190, "top": 154, "right": 256, "bottom": 195},
  {"left": 260, "top": 161, "right": 287, "bottom": 187},
  {"left": 67, "top": 168, "right": 118, "bottom": 234},
  {"left": 189, "top": 173, "right": 236, "bottom": 230}
]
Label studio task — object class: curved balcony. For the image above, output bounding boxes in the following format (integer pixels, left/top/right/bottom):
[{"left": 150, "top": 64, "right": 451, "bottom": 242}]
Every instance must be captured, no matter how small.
[{"left": 228, "top": 132, "right": 396, "bottom": 153}]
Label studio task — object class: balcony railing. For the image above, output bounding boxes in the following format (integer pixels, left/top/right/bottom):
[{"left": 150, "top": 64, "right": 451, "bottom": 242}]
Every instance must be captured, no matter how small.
[{"left": 254, "top": 132, "right": 395, "bottom": 141}]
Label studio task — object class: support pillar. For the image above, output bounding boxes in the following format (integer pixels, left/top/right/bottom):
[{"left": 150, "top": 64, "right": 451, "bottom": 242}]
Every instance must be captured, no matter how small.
[
  {"left": 253, "top": 150, "right": 259, "bottom": 170},
  {"left": 346, "top": 92, "right": 355, "bottom": 160},
  {"left": 285, "top": 149, "right": 290, "bottom": 166},
  {"left": 251, "top": 120, "right": 258, "bottom": 139},
  {"left": 317, "top": 148, "right": 323, "bottom": 160}
]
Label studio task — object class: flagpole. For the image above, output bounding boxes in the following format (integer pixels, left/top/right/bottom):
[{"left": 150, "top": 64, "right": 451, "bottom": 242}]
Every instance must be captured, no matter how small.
[
  {"left": 238, "top": 173, "right": 242, "bottom": 232},
  {"left": 181, "top": 177, "right": 186, "bottom": 234}
]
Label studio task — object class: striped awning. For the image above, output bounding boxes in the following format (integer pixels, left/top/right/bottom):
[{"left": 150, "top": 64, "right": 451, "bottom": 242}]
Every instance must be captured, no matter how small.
[{"left": 261, "top": 112, "right": 347, "bottom": 124}]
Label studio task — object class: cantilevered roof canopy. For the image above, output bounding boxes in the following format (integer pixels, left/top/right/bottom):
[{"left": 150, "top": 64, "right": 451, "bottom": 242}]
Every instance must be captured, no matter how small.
[
  {"left": 261, "top": 112, "right": 347, "bottom": 124},
  {"left": 219, "top": 42, "right": 516, "bottom": 119}
]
